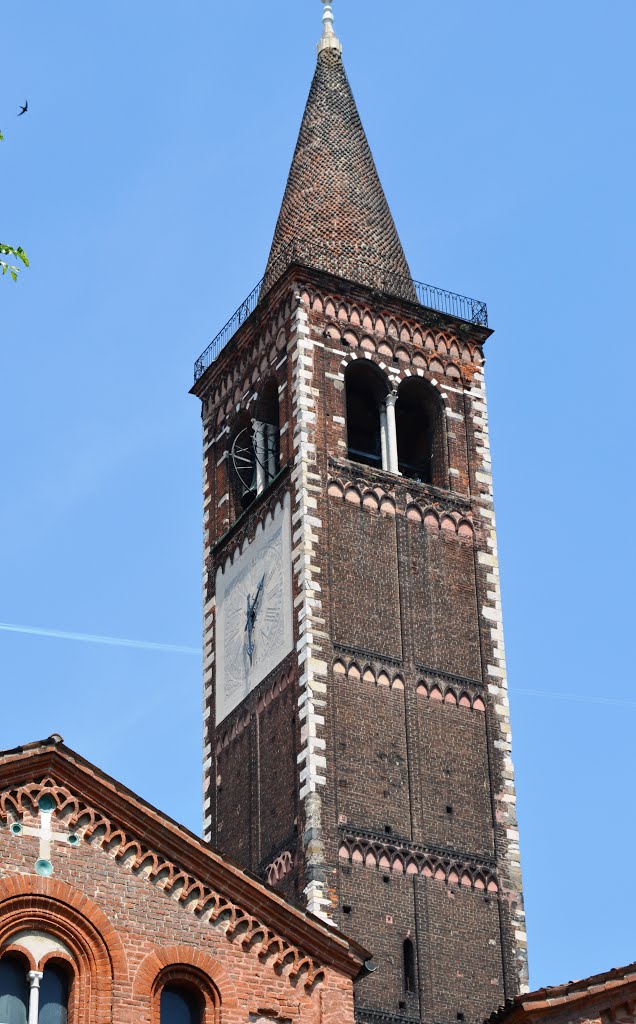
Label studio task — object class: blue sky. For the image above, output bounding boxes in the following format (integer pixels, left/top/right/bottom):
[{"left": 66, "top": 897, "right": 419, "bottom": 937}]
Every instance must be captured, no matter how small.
[{"left": 2, "top": 0, "right": 635, "bottom": 992}]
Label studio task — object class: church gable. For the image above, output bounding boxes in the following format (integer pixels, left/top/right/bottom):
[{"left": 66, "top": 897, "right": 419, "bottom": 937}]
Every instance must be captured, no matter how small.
[{"left": 0, "top": 737, "right": 367, "bottom": 1024}]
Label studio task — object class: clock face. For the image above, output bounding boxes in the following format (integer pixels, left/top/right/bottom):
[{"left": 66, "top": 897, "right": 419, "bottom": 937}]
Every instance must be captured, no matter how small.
[{"left": 215, "top": 494, "right": 293, "bottom": 724}]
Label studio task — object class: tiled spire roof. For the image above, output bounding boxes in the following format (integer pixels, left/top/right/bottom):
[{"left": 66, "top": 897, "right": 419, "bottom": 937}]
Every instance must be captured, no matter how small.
[{"left": 263, "top": 45, "right": 415, "bottom": 299}]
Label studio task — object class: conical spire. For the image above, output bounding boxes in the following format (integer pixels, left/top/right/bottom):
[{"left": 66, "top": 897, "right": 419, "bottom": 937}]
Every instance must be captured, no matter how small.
[{"left": 263, "top": 3, "right": 415, "bottom": 300}]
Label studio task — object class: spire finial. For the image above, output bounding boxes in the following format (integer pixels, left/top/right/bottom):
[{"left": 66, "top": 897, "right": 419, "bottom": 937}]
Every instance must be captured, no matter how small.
[{"left": 318, "top": 0, "right": 342, "bottom": 55}]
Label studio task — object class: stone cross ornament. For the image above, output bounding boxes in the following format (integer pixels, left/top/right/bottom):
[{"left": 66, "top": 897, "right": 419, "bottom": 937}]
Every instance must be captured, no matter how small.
[{"left": 10, "top": 793, "right": 80, "bottom": 876}]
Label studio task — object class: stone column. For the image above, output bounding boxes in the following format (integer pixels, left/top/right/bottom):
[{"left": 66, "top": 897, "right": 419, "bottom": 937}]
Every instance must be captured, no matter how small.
[
  {"left": 385, "top": 392, "right": 399, "bottom": 474},
  {"left": 252, "top": 420, "right": 267, "bottom": 495},
  {"left": 379, "top": 404, "right": 389, "bottom": 471},
  {"left": 265, "top": 423, "right": 278, "bottom": 480},
  {"left": 28, "top": 971, "right": 43, "bottom": 1024}
]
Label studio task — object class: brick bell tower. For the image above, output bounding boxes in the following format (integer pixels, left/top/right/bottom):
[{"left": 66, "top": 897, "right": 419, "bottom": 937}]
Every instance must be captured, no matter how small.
[{"left": 191, "top": 4, "right": 528, "bottom": 1023}]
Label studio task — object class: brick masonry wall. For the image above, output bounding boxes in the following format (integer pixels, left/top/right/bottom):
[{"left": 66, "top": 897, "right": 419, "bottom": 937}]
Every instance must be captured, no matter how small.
[
  {"left": 335, "top": 678, "right": 411, "bottom": 838},
  {"left": 330, "top": 503, "right": 402, "bottom": 659},
  {"left": 415, "top": 701, "right": 494, "bottom": 858}
]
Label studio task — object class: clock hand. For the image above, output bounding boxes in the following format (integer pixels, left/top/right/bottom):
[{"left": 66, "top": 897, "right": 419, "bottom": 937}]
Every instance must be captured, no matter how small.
[
  {"left": 245, "top": 594, "right": 255, "bottom": 664},
  {"left": 251, "top": 574, "right": 266, "bottom": 616}
]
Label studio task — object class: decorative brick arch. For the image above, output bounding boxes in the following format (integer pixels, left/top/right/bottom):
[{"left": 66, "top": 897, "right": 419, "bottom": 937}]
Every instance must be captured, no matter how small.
[
  {"left": 133, "top": 945, "right": 238, "bottom": 1024},
  {"left": 338, "top": 349, "right": 390, "bottom": 379},
  {"left": 0, "top": 942, "right": 35, "bottom": 971},
  {"left": 0, "top": 875, "right": 127, "bottom": 1024},
  {"left": 392, "top": 364, "right": 453, "bottom": 412}
]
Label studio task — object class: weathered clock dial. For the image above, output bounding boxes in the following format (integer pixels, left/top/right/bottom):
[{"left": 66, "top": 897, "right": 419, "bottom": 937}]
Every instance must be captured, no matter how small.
[{"left": 215, "top": 494, "right": 293, "bottom": 723}]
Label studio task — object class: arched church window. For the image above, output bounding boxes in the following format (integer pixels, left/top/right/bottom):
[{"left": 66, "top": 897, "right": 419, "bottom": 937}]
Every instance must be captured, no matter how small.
[
  {"left": 38, "top": 963, "right": 70, "bottom": 1024},
  {"left": 403, "top": 938, "right": 417, "bottom": 994},
  {"left": 345, "top": 362, "right": 389, "bottom": 469},
  {"left": 0, "top": 955, "right": 29, "bottom": 1024},
  {"left": 395, "top": 377, "right": 445, "bottom": 486},
  {"left": 160, "top": 983, "right": 204, "bottom": 1024}
]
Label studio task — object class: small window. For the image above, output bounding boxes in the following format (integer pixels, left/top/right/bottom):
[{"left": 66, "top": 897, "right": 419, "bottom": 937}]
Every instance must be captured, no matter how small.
[
  {"left": 403, "top": 938, "right": 417, "bottom": 994},
  {"left": 160, "top": 984, "right": 203, "bottom": 1024},
  {"left": 0, "top": 956, "right": 29, "bottom": 1024},
  {"left": 39, "top": 964, "right": 70, "bottom": 1024}
]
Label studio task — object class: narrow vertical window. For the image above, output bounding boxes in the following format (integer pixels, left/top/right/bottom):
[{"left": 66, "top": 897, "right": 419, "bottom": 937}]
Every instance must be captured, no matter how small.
[
  {"left": 38, "top": 964, "right": 69, "bottom": 1024},
  {"left": 160, "top": 984, "right": 203, "bottom": 1024},
  {"left": 403, "top": 938, "right": 417, "bottom": 994},
  {"left": 0, "top": 956, "right": 29, "bottom": 1024}
]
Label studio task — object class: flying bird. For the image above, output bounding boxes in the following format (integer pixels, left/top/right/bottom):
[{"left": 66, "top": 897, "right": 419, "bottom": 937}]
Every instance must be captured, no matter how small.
[{"left": 17, "top": 101, "right": 28, "bottom": 116}]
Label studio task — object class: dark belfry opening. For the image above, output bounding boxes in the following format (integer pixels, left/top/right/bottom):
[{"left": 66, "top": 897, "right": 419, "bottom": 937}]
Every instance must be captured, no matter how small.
[
  {"left": 403, "top": 938, "right": 418, "bottom": 994},
  {"left": 230, "top": 412, "right": 257, "bottom": 513},
  {"left": 345, "top": 362, "right": 388, "bottom": 468},
  {"left": 396, "top": 377, "right": 445, "bottom": 486},
  {"left": 39, "top": 964, "right": 70, "bottom": 1024},
  {"left": 160, "top": 984, "right": 203, "bottom": 1024},
  {"left": 255, "top": 378, "right": 280, "bottom": 487}
]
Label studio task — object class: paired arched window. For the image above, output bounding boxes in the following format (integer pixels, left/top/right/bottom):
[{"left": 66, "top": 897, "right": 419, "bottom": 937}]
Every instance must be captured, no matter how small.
[
  {"left": 160, "top": 983, "right": 203, "bottom": 1024},
  {"left": 345, "top": 364, "right": 445, "bottom": 486},
  {"left": 0, "top": 956, "right": 70, "bottom": 1024}
]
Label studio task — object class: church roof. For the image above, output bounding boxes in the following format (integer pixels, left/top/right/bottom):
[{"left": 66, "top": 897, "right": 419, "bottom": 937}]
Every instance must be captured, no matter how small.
[
  {"left": 488, "top": 961, "right": 636, "bottom": 1024},
  {"left": 0, "top": 735, "right": 371, "bottom": 978},
  {"left": 263, "top": 45, "right": 416, "bottom": 300}
]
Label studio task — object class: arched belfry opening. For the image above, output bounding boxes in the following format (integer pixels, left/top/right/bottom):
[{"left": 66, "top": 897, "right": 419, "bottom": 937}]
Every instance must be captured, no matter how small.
[
  {"left": 229, "top": 381, "right": 281, "bottom": 516},
  {"left": 254, "top": 378, "right": 280, "bottom": 491},
  {"left": 345, "top": 362, "right": 390, "bottom": 469},
  {"left": 229, "top": 411, "right": 257, "bottom": 513},
  {"left": 396, "top": 377, "right": 446, "bottom": 487}
]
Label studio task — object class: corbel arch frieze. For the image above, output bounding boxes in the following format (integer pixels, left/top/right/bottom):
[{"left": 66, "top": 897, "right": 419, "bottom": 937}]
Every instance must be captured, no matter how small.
[
  {"left": 326, "top": 473, "right": 474, "bottom": 542},
  {"left": 303, "top": 283, "right": 482, "bottom": 369},
  {"left": 337, "top": 840, "right": 499, "bottom": 894}
]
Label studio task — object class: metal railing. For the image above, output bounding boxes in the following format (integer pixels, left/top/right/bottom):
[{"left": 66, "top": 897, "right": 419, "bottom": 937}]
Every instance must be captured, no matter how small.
[{"left": 193, "top": 244, "right": 488, "bottom": 382}]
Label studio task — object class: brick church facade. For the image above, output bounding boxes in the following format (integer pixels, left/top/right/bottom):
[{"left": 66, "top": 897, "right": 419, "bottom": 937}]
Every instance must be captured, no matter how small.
[{"left": 1, "top": 4, "right": 626, "bottom": 1024}]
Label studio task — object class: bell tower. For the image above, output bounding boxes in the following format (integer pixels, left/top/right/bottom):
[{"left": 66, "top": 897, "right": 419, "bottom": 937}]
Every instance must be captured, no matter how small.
[{"left": 192, "top": 4, "right": 528, "bottom": 1023}]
